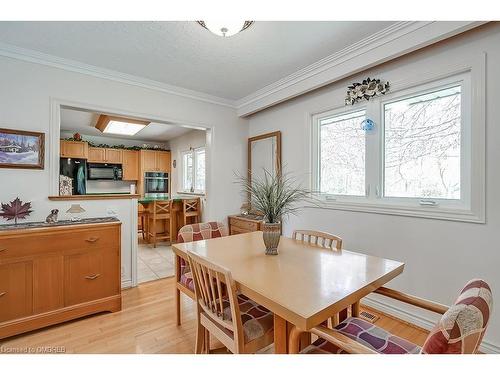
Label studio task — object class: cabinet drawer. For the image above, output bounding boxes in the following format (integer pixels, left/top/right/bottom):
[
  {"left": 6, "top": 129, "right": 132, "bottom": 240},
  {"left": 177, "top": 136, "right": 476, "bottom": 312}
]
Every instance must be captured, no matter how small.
[
  {"left": 0, "top": 226, "right": 119, "bottom": 260},
  {"left": 0, "top": 261, "right": 33, "bottom": 322},
  {"left": 230, "top": 218, "right": 259, "bottom": 232},
  {"left": 64, "top": 248, "right": 119, "bottom": 306}
]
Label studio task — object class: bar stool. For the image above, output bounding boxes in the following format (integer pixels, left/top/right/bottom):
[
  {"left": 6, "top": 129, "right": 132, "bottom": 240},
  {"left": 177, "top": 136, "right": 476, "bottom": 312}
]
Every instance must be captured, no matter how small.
[
  {"left": 138, "top": 204, "right": 149, "bottom": 241},
  {"left": 146, "top": 200, "right": 172, "bottom": 248},
  {"left": 182, "top": 198, "right": 201, "bottom": 226}
]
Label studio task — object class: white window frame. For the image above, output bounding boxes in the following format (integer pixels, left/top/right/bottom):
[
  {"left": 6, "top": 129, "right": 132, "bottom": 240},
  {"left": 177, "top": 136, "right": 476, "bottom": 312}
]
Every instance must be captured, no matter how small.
[
  {"left": 180, "top": 147, "right": 206, "bottom": 194},
  {"left": 310, "top": 57, "right": 485, "bottom": 223}
]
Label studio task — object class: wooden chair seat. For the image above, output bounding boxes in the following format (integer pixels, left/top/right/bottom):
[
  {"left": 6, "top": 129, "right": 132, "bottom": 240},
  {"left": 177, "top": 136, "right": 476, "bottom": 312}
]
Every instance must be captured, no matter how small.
[
  {"left": 290, "top": 279, "right": 493, "bottom": 355},
  {"left": 301, "top": 317, "right": 420, "bottom": 354},
  {"left": 187, "top": 250, "right": 274, "bottom": 354},
  {"left": 175, "top": 222, "right": 228, "bottom": 326}
]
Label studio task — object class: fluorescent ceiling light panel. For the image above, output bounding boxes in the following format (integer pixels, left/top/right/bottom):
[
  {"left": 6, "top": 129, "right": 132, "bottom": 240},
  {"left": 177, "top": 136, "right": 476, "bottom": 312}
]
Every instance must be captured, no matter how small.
[
  {"left": 95, "top": 115, "right": 149, "bottom": 136},
  {"left": 103, "top": 120, "right": 146, "bottom": 136}
]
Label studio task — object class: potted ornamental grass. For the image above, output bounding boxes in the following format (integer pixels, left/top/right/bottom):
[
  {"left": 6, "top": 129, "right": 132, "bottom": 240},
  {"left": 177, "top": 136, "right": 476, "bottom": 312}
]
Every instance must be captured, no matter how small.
[{"left": 238, "top": 169, "right": 311, "bottom": 255}]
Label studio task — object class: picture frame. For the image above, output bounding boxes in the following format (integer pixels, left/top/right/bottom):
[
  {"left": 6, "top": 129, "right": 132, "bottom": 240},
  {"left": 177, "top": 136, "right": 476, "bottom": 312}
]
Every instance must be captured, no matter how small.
[{"left": 0, "top": 128, "right": 45, "bottom": 169}]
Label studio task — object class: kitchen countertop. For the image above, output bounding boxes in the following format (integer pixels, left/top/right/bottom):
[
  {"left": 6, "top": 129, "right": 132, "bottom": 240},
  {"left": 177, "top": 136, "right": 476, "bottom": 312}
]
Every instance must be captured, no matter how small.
[
  {"left": 0, "top": 217, "right": 120, "bottom": 231},
  {"left": 48, "top": 194, "right": 140, "bottom": 200}
]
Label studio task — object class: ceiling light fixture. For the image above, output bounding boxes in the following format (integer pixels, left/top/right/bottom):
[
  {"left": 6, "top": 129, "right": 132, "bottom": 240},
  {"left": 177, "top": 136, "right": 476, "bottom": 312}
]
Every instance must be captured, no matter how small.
[
  {"left": 197, "top": 21, "right": 254, "bottom": 37},
  {"left": 95, "top": 115, "right": 150, "bottom": 136}
]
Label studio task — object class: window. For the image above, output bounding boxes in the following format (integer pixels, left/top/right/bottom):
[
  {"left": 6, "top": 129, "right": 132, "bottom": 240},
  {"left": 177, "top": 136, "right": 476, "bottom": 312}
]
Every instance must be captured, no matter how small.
[
  {"left": 181, "top": 147, "right": 205, "bottom": 193},
  {"left": 312, "top": 71, "right": 484, "bottom": 222},
  {"left": 319, "top": 109, "right": 366, "bottom": 196},
  {"left": 384, "top": 86, "right": 461, "bottom": 200}
]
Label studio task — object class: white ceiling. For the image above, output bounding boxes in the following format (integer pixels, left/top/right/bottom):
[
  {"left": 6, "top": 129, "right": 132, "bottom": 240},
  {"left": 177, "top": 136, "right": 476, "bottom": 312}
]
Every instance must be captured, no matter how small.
[
  {"left": 60, "top": 107, "right": 195, "bottom": 142},
  {"left": 0, "top": 21, "right": 395, "bottom": 100}
]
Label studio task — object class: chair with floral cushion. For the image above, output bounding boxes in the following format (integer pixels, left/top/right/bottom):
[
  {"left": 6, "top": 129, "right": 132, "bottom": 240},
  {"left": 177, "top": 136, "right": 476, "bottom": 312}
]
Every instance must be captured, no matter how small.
[
  {"left": 175, "top": 222, "right": 228, "bottom": 326},
  {"left": 187, "top": 249, "right": 274, "bottom": 353},
  {"left": 289, "top": 279, "right": 492, "bottom": 354}
]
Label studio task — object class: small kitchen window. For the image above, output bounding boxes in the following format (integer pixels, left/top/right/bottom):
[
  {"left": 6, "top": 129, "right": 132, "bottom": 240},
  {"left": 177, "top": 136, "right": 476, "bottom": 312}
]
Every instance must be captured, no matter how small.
[{"left": 181, "top": 147, "right": 205, "bottom": 194}]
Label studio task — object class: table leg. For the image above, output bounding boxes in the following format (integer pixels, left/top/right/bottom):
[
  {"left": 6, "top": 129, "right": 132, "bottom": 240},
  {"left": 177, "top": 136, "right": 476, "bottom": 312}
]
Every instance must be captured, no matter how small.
[
  {"left": 351, "top": 301, "right": 360, "bottom": 317},
  {"left": 273, "top": 314, "right": 289, "bottom": 354}
]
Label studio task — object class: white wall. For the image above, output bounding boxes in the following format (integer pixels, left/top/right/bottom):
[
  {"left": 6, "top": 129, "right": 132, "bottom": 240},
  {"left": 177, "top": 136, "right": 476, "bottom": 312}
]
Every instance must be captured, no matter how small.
[
  {"left": 168, "top": 129, "right": 206, "bottom": 194},
  {"left": 247, "top": 24, "right": 500, "bottom": 351},
  {"left": 0, "top": 56, "right": 248, "bottom": 287}
]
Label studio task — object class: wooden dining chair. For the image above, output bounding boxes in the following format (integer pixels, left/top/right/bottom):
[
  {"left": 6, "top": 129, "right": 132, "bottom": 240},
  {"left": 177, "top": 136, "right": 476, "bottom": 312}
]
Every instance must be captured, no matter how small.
[
  {"left": 292, "top": 229, "right": 343, "bottom": 251},
  {"left": 182, "top": 198, "right": 201, "bottom": 226},
  {"left": 187, "top": 249, "right": 274, "bottom": 354},
  {"left": 175, "top": 222, "right": 228, "bottom": 326},
  {"left": 293, "top": 229, "right": 344, "bottom": 327},
  {"left": 146, "top": 200, "right": 172, "bottom": 248},
  {"left": 289, "top": 279, "right": 492, "bottom": 354}
]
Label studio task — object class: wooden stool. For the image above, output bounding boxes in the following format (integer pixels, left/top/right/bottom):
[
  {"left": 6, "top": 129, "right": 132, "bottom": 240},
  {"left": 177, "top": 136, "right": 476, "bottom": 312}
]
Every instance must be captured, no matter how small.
[
  {"left": 182, "top": 198, "right": 201, "bottom": 226},
  {"left": 146, "top": 200, "right": 172, "bottom": 248},
  {"left": 138, "top": 204, "right": 149, "bottom": 241}
]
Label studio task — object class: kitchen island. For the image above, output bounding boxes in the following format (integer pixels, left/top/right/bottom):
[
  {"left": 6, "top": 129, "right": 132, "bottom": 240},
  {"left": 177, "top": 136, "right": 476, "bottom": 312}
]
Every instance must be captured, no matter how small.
[{"left": 138, "top": 195, "right": 202, "bottom": 243}]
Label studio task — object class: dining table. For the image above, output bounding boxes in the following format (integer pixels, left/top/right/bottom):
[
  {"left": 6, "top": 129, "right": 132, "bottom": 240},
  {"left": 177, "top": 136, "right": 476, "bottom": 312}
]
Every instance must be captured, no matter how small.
[{"left": 172, "top": 231, "right": 405, "bottom": 354}]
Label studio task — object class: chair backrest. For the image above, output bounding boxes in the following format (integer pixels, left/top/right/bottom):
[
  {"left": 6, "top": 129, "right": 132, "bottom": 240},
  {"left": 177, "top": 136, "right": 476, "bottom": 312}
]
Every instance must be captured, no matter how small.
[
  {"left": 177, "top": 222, "right": 228, "bottom": 271},
  {"left": 152, "top": 200, "right": 171, "bottom": 217},
  {"left": 183, "top": 198, "right": 200, "bottom": 214},
  {"left": 422, "top": 279, "right": 493, "bottom": 354},
  {"left": 292, "top": 229, "right": 342, "bottom": 250},
  {"left": 177, "top": 222, "right": 228, "bottom": 243},
  {"left": 187, "top": 250, "right": 245, "bottom": 351}
]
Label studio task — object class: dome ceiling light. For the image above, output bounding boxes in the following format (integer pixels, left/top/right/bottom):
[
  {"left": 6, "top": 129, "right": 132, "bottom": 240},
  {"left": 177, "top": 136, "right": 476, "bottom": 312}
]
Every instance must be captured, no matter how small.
[{"left": 197, "top": 21, "right": 254, "bottom": 37}]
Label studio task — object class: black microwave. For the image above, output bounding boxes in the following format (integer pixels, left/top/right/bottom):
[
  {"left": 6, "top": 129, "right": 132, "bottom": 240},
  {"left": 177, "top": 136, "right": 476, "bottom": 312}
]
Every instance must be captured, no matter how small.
[{"left": 87, "top": 163, "right": 123, "bottom": 180}]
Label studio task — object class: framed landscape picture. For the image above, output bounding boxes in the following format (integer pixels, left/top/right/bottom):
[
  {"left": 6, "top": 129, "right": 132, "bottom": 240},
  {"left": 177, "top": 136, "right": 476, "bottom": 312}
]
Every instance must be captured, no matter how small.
[{"left": 0, "top": 128, "right": 45, "bottom": 169}]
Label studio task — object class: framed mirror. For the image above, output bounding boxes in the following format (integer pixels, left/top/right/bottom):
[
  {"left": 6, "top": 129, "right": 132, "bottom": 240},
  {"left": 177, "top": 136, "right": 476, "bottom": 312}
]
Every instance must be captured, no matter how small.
[{"left": 247, "top": 131, "right": 281, "bottom": 202}]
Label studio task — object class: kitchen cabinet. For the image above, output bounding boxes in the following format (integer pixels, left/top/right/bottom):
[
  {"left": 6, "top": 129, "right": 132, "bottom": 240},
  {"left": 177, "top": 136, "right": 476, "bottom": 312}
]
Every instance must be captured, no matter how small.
[
  {"left": 0, "top": 220, "right": 121, "bottom": 339},
  {"left": 88, "top": 147, "right": 106, "bottom": 162},
  {"left": 60, "top": 140, "right": 88, "bottom": 159},
  {"left": 157, "top": 151, "right": 171, "bottom": 172},
  {"left": 140, "top": 150, "right": 157, "bottom": 172},
  {"left": 88, "top": 147, "right": 123, "bottom": 164},
  {"left": 139, "top": 150, "right": 171, "bottom": 172},
  {"left": 122, "top": 150, "right": 139, "bottom": 181}
]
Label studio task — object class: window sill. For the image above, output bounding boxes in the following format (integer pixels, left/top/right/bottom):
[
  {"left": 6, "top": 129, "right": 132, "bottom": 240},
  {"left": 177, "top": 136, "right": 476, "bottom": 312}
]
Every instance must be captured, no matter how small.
[{"left": 303, "top": 200, "right": 485, "bottom": 223}]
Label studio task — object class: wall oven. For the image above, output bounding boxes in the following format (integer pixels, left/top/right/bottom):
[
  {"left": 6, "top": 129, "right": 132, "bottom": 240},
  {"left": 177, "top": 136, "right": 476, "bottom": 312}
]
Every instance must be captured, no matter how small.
[
  {"left": 144, "top": 172, "right": 169, "bottom": 198},
  {"left": 87, "top": 163, "right": 123, "bottom": 180}
]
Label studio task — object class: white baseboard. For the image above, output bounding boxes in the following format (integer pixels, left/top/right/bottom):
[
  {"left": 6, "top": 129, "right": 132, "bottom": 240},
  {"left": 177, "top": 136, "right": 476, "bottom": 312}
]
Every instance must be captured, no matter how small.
[
  {"left": 121, "top": 279, "right": 132, "bottom": 289},
  {"left": 362, "top": 295, "right": 500, "bottom": 354}
]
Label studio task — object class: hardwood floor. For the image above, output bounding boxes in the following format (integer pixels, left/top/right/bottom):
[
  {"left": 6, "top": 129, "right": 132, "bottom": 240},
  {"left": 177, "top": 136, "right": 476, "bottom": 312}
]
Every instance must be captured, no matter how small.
[{"left": 0, "top": 277, "right": 429, "bottom": 354}]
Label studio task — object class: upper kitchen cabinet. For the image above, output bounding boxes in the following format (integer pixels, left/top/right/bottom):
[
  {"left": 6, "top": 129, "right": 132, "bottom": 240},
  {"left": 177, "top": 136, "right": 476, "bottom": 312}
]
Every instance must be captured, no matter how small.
[
  {"left": 88, "top": 147, "right": 123, "bottom": 164},
  {"left": 156, "top": 151, "right": 171, "bottom": 172},
  {"left": 60, "top": 140, "right": 88, "bottom": 159},
  {"left": 122, "top": 150, "right": 139, "bottom": 181},
  {"left": 140, "top": 150, "right": 171, "bottom": 173}
]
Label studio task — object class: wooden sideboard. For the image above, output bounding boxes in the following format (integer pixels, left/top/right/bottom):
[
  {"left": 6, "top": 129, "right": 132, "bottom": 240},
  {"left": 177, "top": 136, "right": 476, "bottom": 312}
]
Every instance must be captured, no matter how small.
[
  {"left": 228, "top": 215, "right": 263, "bottom": 235},
  {"left": 0, "top": 219, "right": 121, "bottom": 339}
]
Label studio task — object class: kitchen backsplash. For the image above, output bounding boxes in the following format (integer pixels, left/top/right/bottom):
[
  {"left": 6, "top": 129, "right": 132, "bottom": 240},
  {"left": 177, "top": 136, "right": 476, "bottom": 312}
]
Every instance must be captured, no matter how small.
[{"left": 86, "top": 180, "right": 133, "bottom": 194}]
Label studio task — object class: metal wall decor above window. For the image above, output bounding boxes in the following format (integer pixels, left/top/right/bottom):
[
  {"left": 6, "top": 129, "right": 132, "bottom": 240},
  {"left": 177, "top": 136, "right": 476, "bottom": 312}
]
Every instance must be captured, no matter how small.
[{"left": 345, "top": 77, "right": 390, "bottom": 105}]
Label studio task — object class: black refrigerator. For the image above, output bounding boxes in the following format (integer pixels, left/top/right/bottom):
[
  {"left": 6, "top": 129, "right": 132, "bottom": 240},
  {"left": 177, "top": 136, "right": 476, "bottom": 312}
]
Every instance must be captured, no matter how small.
[{"left": 60, "top": 158, "right": 87, "bottom": 195}]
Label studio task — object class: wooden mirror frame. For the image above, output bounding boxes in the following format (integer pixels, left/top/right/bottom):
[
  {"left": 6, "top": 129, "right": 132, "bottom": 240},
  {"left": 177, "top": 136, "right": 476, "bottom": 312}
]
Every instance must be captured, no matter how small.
[{"left": 247, "top": 131, "right": 282, "bottom": 204}]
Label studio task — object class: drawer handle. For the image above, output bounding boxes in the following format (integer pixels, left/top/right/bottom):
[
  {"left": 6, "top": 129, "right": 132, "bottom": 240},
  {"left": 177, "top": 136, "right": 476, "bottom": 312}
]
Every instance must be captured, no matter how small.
[
  {"left": 0, "top": 248, "right": 6, "bottom": 253},
  {"left": 85, "top": 237, "right": 100, "bottom": 243},
  {"left": 0, "top": 291, "right": 6, "bottom": 297},
  {"left": 85, "top": 274, "right": 101, "bottom": 280}
]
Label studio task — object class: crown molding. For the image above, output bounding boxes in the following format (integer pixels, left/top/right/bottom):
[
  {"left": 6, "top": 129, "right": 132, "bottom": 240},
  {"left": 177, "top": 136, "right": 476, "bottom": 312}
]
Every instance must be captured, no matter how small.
[
  {"left": 0, "top": 41, "right": 237, "bottom": 109},
  {"left": 236, "top": 21, "right": 487, "bottom": 117}
]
